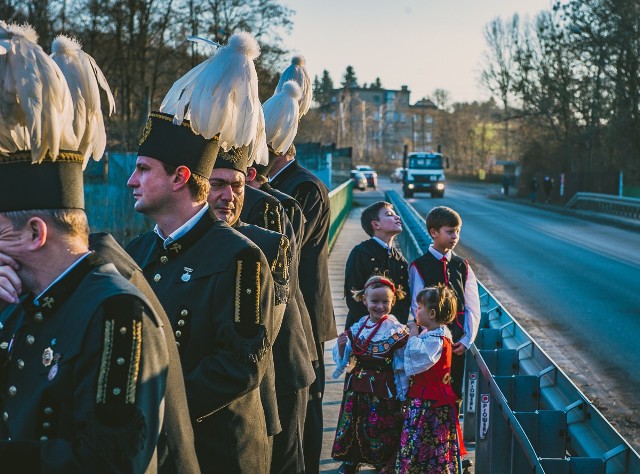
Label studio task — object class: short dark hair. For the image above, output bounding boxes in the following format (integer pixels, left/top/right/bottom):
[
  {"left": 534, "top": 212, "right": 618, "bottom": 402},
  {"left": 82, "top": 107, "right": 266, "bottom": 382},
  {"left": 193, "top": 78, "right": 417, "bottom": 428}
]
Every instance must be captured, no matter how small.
[
  {"left": 415, "top": 283, "right": 457, "bottom": 325},
  {"left": 3, "top": 209, "right": 89, "bottom": 245},
  {"left": 162, "top": 163, "right": 210, "bottom": 203},
  {"left": 426, "top": 206, "right": 461, "bottom": 233},
  {"left": 360, "top": 201, "right": 393, "bottom": 236}
]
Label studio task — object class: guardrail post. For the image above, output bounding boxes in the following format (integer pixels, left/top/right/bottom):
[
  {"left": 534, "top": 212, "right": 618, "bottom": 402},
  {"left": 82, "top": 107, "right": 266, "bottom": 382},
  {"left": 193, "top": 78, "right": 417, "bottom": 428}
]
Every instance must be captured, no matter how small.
[
  {"left": 464, "top": 327, "right": 503, "bottom": 443},
  {"left": 475, "top": 349, "right": 519, "bottom": 473}
]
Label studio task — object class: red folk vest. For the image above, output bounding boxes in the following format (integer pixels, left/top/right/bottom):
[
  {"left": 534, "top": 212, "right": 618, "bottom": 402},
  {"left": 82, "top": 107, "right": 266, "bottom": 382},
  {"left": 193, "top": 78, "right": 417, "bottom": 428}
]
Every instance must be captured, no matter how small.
[{"left": 406, "top": 335, "right": 459, "bottom": 406}]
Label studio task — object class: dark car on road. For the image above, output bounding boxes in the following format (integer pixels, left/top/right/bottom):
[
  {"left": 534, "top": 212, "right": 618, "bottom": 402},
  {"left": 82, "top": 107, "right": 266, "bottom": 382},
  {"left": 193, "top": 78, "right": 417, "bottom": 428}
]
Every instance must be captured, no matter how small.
[
  {"left": 350, "top": 170, "right": 367, "bottom": 190},
  {"left": 355, "top": 165, "right": 378, "bottom": 189}
]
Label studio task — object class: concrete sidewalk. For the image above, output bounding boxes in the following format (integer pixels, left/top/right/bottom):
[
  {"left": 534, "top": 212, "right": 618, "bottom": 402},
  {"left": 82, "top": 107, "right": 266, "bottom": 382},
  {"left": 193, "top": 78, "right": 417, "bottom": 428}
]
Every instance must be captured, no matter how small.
[
  {"left": 321, "top": 188, "right": 475, "bottom": 473},
  {"left": 321, "top": 189, "right": 383, "bottom": 473}
]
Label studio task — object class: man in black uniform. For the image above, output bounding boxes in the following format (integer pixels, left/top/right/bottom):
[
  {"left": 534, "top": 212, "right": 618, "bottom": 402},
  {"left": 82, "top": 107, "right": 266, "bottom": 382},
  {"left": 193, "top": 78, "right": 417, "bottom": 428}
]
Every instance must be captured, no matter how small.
[
  {"left": 344, "top": 201, "right": 410, "bottom": 329},
  {"left": 269, "top": 145, "right": 337, "bottom": 473},
  {"left": 0, "top": 26, "right": 168, "bottom": 472},
  {"left": 89, "top": 232, "right": 200, "bottom": 474},
  {"left": 126, "top": 110, "right": 275, "bottom": 472},
  {"left": 210, "top": 148, "right": 315, "bottom": 474},
  {"left": 245, "top": 166, "right": 316, "bottom": 364}
]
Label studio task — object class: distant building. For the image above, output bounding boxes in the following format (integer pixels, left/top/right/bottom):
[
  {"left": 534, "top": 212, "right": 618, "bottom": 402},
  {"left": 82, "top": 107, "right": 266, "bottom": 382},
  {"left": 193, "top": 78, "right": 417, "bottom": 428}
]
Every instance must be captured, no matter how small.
[{"left": 329, "top": 85, "right": 438, "bottom": 162}]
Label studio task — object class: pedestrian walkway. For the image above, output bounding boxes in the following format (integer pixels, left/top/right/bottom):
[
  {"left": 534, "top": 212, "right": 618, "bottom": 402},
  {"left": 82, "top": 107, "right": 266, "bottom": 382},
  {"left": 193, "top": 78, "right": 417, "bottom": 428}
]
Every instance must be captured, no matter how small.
[
  {"left": 321, "top": 188, "right": 475, "bottom": 473},
  {"left": 321, "top": 189, "right": 384, "bottom": 473}
]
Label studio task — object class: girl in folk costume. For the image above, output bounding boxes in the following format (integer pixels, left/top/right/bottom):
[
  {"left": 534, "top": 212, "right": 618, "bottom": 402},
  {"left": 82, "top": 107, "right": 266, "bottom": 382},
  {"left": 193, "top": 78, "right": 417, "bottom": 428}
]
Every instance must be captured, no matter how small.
[
  {"left": 331, "top": 276, "right": 409, "bottom": 474},
  {"left": 394, "top": 284, "right": 467, "bottom": 474}
]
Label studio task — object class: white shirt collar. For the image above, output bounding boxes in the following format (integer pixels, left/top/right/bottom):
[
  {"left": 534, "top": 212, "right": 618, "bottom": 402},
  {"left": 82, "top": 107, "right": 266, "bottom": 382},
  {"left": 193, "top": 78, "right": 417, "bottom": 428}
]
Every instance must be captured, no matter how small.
[
  {"left": 428, "top": 244, "right": 451, "bottom": 261},
  {"left": 421, "top": 325, "right": 452, "bottom": 340},
  {"left": 34, "top": 252, "right": 92, "bottom": 305},
  {"left": 372, "top": 236, "right": 390, "bottom": 250},
  {"left": 269, "top": 159, "right": 295, "bottom": 182},
  {"left": 154, "top": 203, "right": 210, "bottom": 248}
]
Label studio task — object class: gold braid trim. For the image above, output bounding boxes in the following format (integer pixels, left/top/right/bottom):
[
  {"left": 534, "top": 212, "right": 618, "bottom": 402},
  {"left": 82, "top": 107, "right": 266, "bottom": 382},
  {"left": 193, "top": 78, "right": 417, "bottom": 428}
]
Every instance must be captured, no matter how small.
[
  {"left": 255, "top": 261, "right": 261, "bottom": 324},
  {"left": 288, "top": 205, "right": 295, "bottom": 226},
  {"left": 96, "top": 320, "right": 114, "bottom": 404},
  {"left": 235, "top": 260, "right": 243, "bottom": 323},
  {"left": 280, "top": 236, "right": 289, "bottom": 281},
  {"left": 274, "top": 206, "right": 283, "bottom": 234},
  {"left": 263, "top": 203, "right": 270, "bottom": 229},
  {"left": 0, "top": 150, "right": 83, "bottom": 165},
  {"left": 125, "top": 320, "right": 142, "bottom": 404},
  {"left": 148, "top": 111, "right": 221, "bottom": 138}
]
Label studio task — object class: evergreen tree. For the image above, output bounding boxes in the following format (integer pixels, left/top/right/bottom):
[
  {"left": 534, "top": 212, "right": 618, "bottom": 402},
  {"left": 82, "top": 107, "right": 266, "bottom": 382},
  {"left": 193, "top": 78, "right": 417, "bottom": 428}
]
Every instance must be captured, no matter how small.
[
  {"left": 341, "top": 65, "right": 358, "bottom": 88},
  {"left": 313, "top": 69, "right": 334, "bottom": 107},
  {"left": 370, "top": 77, "right": 382, "bottom": 89}
]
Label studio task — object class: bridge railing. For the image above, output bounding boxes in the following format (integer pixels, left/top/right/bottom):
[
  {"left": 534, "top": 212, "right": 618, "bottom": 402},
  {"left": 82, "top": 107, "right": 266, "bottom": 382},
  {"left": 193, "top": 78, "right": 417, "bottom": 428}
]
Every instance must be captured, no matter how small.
[
  {"left": 386, "top": 189, "right": 640, "bottom": 474},
  {"left": 328, "top": 179, "right": 354, "bottom": 251},
  {"left": 566, "top": 192, "right": 640, "bottom": 220}
]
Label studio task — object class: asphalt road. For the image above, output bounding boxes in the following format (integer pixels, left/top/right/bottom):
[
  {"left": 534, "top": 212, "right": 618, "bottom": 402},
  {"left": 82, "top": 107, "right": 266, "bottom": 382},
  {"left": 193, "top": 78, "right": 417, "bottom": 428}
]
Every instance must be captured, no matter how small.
[{"left": 379, "top": 177, "right": 640, "bottom": 449}]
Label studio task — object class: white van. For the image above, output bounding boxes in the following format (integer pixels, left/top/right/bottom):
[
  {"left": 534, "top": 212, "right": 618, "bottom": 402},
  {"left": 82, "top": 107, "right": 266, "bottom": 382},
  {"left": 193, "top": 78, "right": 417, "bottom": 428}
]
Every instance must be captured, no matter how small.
[{"left": 402, "top": 152, "right": 448, "bottom": 198}]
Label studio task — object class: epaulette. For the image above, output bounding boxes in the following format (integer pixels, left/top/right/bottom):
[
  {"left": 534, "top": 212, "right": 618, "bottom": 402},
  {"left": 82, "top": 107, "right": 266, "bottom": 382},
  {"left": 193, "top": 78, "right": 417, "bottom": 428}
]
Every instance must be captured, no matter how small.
[
  {"left": 230, "top": 249, "right": 270, "bottom": 362},
  {"left": 93, "top": 294, "right": 148, "bottom": 459},
  {"left": 263, "top": 202, "right": 283, "bottom": 234},
  {"left": 272, "top": 235, "right": 291, "bottom": 306}
]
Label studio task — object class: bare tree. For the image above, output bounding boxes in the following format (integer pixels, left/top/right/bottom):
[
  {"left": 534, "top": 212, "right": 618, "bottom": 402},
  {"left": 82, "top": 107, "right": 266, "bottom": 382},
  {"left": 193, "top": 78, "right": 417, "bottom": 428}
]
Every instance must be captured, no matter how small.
[{"left": 481, "top": 15, "right": 519, "bottom": 160}]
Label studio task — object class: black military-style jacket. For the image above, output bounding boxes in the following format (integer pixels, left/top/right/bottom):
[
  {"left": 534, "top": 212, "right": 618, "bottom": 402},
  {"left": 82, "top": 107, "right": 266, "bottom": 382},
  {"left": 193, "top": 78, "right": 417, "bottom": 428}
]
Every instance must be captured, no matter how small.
[
  {"left": 0, "top": 253, "right": 168, "bottom": 473},
  {"left": 270, "top": 160, "right": 337, "bottom": 346},
  {"left": 89, "top": 232, "right": 200, "bottom": 474},
  {"left": 256, "top": 182, "right": 316, "bottom": 360},
  {"left": 235, "top": 221, "right": 289, "bottom": 438},
  {"left": 344, "top": 238, "right": 411, "bottom": 329},
  {"left": 259, "top": 182, "right": 305, "bottom": 249},
  {"left": 235, "top": 222, "right": 315, "bottom": 394},
  {"left": 126, "top": 209, "right": 275, "bottom": 474},
  {"left": 242, "top": 186, "right": 287, "bottom": 237}
]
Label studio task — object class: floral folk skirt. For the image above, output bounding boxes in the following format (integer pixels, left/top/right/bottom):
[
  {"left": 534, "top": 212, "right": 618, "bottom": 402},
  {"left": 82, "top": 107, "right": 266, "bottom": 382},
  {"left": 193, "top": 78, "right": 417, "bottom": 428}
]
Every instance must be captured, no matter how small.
[
  {"left": 393, "top": 398, "right": 461, "bottom": 474},
  {"left": 331, "top": 390, "right": 403, "bottom": 467}
]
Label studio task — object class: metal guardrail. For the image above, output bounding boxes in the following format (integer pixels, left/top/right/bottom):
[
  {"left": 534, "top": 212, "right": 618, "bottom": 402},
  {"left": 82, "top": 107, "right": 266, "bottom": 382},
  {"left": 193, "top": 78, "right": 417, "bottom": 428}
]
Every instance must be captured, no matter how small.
[
  {"left": 386, "top": 189, "right": 640, "bottom": 474},
  {"left": 328, "top": 179, "right": 354, "bottom": 251},
  {"left": 566, "top": 192, "right": 640, "bottom": 220}
]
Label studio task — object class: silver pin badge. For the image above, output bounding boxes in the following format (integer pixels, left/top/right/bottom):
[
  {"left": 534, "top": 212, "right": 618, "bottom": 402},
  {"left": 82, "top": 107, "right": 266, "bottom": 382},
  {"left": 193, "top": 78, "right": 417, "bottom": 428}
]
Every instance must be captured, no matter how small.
[
  {"left": 42, "top": 347, "right": 54, "bottom": 367},
  {"left": 181, "top": 267, "right": 193, "bottom": 282}
]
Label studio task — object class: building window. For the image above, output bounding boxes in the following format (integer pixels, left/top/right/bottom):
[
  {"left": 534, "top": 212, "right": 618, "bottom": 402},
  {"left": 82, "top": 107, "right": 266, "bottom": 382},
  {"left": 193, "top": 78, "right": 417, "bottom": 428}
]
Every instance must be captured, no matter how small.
[{"left": 426, "top": 115, "right": 433, "bottom": 124}]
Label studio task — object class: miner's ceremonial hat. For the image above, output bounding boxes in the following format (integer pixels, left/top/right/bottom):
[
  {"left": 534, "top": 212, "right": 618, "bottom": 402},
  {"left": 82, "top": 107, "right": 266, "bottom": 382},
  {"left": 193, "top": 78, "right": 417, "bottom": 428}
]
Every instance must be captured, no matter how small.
[{"left": 141, "top": 31, "right": 269, "bottom": 178}]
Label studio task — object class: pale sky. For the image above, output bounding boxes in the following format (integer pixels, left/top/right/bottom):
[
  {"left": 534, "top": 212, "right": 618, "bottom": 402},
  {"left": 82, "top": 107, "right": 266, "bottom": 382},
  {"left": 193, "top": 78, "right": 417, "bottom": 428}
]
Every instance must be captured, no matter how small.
[{"left": 281, "top": 0, "right": 554, "bottom": 104}]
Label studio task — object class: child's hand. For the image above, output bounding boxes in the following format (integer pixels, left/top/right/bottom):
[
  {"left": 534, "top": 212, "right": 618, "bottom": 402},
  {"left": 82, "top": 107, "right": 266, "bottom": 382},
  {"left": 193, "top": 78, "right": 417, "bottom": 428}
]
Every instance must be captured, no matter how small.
[
  {"left": 337, "top": 332, "right": 348, "bottom": 358},
  {"left": 452, "top": 341, "right": 467, "bottom": 355},
  {"left": 406, "top": 321, "right": 420, "bottom": 337}
]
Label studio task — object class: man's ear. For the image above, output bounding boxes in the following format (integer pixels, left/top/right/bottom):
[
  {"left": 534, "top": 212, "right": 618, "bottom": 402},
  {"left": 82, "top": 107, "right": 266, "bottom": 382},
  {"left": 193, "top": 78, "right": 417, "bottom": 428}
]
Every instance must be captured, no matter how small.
[
  {"left": 26, "top": 217, "right": 47, "bottom": 250},
  {"left": 173, "top": 165, "right": 192, "bottom": 191},
  {"left": 246, "top": 167, "right": 257, "bottom": 182}
]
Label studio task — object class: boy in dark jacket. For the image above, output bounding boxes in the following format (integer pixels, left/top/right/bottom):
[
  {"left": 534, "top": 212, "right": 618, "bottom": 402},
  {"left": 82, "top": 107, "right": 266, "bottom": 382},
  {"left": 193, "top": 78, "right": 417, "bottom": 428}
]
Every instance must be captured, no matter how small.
[{"left": 344, "top": 201, "right": 410, "bottom": 329}]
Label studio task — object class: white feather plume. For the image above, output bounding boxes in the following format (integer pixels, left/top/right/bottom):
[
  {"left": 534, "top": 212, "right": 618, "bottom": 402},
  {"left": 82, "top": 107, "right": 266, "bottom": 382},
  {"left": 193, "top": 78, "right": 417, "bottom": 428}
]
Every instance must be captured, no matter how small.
[
  {"left": 246, "top": 106, "right": 268, "bottom": 166},
  {"left": 160, "top": 31, "right": 263, "bottom": 152},
  {"left": 275, "top": 56, "right": 312, "bottom": 117},
  {"left": 0, "top": 22, "right": 77, "bottom": 163},
  {"left": 263, "top": 80, "right": 301, "bottom": 154},
  {"left": 51, "top": 35, "right": 116, "bottom": 168}
]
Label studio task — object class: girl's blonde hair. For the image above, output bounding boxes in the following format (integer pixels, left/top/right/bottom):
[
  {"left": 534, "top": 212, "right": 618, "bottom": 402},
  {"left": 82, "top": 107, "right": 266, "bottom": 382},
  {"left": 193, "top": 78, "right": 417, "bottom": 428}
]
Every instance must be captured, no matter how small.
[
  {"left": 415, "top": 283, "right": 457, "bottom": 325},
  {"left": 352, "top": 275, "right": 406, "bottom": 303}
]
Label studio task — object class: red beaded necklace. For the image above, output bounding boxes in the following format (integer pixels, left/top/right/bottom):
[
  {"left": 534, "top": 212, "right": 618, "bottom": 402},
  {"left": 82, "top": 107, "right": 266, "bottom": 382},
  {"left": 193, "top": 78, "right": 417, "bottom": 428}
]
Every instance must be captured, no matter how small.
[{"left": 351, "top": 315, "right": 388, "bottom": 356}]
